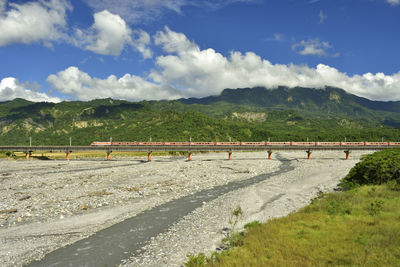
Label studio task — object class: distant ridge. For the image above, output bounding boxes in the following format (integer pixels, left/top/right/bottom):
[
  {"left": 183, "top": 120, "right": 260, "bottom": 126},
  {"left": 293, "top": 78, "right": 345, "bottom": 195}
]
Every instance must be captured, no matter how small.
[{"left": 179, "top": 86, "right": 400, "bottom": 114}]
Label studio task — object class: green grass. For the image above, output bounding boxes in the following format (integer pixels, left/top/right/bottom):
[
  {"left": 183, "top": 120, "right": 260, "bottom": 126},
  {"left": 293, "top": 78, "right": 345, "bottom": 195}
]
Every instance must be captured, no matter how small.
[{"left": 187, "top": 185, "right": 400, "bottom": 266}]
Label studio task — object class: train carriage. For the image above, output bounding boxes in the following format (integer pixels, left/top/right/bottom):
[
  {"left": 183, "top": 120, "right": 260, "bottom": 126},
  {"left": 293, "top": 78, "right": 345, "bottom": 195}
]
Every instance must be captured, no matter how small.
[
  {"left": 364, "top": 142, "right": 389, "bottom": 146},
  {"left": 240, "top": 142, "right": 265, "bottom": 146},
  {"left": 90, "top": 141, "right": 112, "bottom": 146},
  {"left": 340, "top": 142, "right": 365, "bottom": 146},
  {"left": 317, "top": 142, "right": 341, "bottom": 146},
  {"left": 266, "top": 142, "right": 291, "bottom": 146},
  {"left": 215, "top": 142, "right": 241, "bottom": 146},
  {"left": 190, "top": 142, "right": 216, "bottom": 146},
  {"left": 290, "top": 142, "right": 316, "bottom": 146}
]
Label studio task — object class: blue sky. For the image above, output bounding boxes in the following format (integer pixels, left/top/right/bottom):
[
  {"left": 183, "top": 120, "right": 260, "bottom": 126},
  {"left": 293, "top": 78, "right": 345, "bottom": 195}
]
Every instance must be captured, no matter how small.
[{"left": 0, "top": 0, "right": 399, "bottom": 102}]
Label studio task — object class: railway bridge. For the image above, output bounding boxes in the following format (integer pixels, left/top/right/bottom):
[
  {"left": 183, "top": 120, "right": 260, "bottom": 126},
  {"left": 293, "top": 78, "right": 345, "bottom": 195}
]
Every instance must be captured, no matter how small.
[{"left": 0, "top": 142, "right": 394, "bottom": 161}]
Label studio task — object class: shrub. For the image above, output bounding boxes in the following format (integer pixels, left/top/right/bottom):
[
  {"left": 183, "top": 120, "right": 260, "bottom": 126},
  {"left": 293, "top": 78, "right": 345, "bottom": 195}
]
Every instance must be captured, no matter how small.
[
  {"left": 386, "top": 180, "right": 400, "bottom": 191},
  {"left": 184, "top": 253, "right": 207, "bottom": 267},
  {"left": 340, "top": 149, "right": 400, "bottom": 189}
]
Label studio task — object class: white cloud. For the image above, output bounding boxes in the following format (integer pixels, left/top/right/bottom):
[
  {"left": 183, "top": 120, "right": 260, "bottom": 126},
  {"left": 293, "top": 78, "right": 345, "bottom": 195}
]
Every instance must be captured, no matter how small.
[
  {"left": 46, "top": 66, "right": 181, "bottom": 101},
  {"left": 292, "top": 38, "right": 337, "bottom": 57},
  {"left": 74, "top": 10, "right": 152, "bottom": 57},
  {"left": 0, "top": 0, "right": 71, "bottom": 47},
  {"left": 319, "top": 10, "right": 327, "bottom": 24},
  {"left": 132, "top": 30, "right": 152, "bottom": 59},
  {"left": 47, "top": 28, "right": 400, "bottom": 102},
  {"left": 0, "top": 77, "right": 60, "bottom": 102},
  {"left": 84, "top": 0, "right": 258, "bottom": 24},
  {"left": 149, "top": 28, "right": 400, "bottom": 101},
  {"left": 154, "top": 26, "right": 198, "bottom": 53},
  {"left": 386, "top": 0, "right": 400, "bottom": 6}
]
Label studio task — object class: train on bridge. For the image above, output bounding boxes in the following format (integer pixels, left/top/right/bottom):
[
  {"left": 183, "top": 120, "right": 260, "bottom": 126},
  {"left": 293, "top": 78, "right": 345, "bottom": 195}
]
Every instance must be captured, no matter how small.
[{"left": 90, "top": 141, "right": 400, "bottom": 147}]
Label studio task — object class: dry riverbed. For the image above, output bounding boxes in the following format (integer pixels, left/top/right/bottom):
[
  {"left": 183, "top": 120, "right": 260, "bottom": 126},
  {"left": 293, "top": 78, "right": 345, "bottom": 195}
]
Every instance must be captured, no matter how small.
[{"left": 0, "top": 151, "right": 372, "bottom": 266}]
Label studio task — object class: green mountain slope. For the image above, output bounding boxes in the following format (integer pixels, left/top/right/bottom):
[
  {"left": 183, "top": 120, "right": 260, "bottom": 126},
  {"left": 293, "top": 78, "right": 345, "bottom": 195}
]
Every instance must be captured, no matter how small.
[
  {"left": 179, "top": 86, "right": 400, "bottom": 120},
  {"left": 1, "top": 87, "right": 400, "bottom": 145}
]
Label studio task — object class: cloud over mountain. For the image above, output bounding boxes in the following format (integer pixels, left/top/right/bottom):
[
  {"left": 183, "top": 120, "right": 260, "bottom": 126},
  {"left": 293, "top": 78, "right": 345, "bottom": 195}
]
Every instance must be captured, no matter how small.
[
  {"left": 45, "top": 27, "right": 400, "bottom": 102},
  {"left": 46, "top": 66, "right": 181, "bottom": 101},
  {"left": 0, "top": 77, "right": 60, "bottom": 102}
]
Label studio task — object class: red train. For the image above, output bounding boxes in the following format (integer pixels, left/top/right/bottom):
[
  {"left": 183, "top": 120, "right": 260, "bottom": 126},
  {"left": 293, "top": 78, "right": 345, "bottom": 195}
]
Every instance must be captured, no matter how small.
[{"left": 90, "top": 141, "right": 400, "bottom": 147}]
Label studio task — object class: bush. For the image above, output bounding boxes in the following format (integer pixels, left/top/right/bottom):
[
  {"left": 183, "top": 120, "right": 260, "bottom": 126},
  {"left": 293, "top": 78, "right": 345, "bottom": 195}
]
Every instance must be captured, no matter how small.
[
  {"left": 340, "top": 149, "right": 400, "bottom": 189},
  {"left": 184, "top": 253, "right": 207, "bottom": 267}
]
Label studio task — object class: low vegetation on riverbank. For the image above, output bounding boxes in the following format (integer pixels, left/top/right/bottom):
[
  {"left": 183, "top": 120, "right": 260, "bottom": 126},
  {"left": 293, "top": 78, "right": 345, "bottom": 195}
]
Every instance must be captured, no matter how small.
[
  {"left": 186, "top": 149, "right": 400, "bottom": 266},
  {"left": 0, "top": 150, "right": 187, "bottom": 159}
]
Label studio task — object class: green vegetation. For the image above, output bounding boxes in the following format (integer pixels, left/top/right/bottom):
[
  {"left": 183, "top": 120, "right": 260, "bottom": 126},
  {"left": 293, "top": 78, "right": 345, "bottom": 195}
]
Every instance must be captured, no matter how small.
[
  {"left": 341, "top": 149, "right": 400, "bottom": 189},
  {"left": 185, "top": 150, "right": 400, "bottom": 266},
  {"left": 1, "top": 87, "right": 400, "bottom": 145}
]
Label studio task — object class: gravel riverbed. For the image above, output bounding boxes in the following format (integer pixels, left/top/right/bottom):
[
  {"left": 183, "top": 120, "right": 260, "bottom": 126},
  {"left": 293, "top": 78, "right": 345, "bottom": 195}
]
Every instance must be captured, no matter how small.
[{"left": 0, "top": 150, "right": 372, "bottom": 266}]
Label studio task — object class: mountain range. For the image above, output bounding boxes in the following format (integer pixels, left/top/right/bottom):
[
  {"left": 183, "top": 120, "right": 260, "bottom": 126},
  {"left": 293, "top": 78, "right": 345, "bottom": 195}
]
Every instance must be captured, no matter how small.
[{"left": 0, "top": 86, "right": 399, "bottom": 145}]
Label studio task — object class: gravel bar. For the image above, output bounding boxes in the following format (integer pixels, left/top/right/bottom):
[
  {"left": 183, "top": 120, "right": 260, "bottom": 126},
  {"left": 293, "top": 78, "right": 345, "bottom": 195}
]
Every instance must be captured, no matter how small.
[{"left": 0, "top": 150, "right": 372, "bottom": 266}]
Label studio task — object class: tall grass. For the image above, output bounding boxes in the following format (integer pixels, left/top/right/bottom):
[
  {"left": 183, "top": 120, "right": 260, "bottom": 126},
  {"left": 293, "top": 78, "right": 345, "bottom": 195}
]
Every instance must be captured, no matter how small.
[{"left": 187, "top": 185, "right": 400, "bottom": 266}]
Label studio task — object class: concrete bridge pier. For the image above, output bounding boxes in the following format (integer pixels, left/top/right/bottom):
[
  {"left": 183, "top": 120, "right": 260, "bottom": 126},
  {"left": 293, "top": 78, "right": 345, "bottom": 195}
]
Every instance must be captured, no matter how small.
[
  {"left": 107, "top": 151, "right": 111, "bottom": 161},
  {"left": 188, "top": 152, "right": 192, "bottom": 161},
  {"left": 267, "top": 150, "right": 273, "bottom": 160},
  {"left": 228, "top": 151, "right": 232, "bottom": 160},
  {"left": 344, "top": 150, "right": 350, "bottom": 160},
  {"left": 306, "top": 150, "right": 312, "bottom": 160},
  {"left": 147, "top": 151, "right": 152, "bottom": 162}
]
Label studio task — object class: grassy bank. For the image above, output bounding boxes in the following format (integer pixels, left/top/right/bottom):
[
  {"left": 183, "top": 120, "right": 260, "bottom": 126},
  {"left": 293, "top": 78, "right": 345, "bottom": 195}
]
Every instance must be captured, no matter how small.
[{"left": 186, "top": 150, "right": 400, "bottom": 266}]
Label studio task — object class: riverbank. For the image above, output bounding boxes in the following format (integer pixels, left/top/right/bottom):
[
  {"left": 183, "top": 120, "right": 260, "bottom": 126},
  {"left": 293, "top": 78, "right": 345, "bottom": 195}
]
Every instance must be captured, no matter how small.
[
  {"left": 0, "top": 151, "right": 371, "bottom": 266},
  {"left": 187, "top": 148, "right": 400, "bottom": 266},
  {"left": 121, "top": 151, "right": 370, "bottom": 266}
]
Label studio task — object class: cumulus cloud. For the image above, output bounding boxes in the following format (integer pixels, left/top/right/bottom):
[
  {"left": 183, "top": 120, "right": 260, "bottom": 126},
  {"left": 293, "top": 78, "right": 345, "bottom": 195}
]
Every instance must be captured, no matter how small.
[
  {"left": 0, "top": 77, "right": 60, "bottom": 102},
  {"left": 0, "top": 0, "right": 71, "bottom": 47},
  {"left": 84, "top": 0, "right": 258, "bottom": 24},
  {"left": 47, "top": 28, "right": 400, "bottom": 101},
  {"left": 150, "top": 28, "right": 400, "bottom": 101},
  {"left": 74, "top": 10, "right": 152, "bottom": 57},
  {"left": 46, "top": 66, "right": 181, "bottom": 101},
  {"left": 386, "top": 0, "right": 400, "bottom": 6},
  {"left": 292, "top": 38, "right": 337, "bottom": 57}
]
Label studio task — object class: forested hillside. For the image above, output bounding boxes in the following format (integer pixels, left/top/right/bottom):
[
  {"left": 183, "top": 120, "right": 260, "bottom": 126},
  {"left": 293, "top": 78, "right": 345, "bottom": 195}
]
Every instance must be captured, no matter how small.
[{"left": 1, "top": 87, "right": 400, "bottom": 145}]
